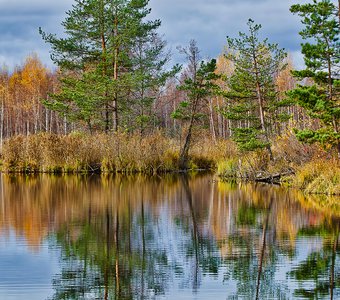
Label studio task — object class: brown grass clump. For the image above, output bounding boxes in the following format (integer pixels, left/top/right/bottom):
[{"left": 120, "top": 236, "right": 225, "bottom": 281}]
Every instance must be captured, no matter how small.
[
  {"left": 216, "top": 131, "right": 337, "bottom": 185},
  {"left": 217, "top": 149, "right": 271, "bottom": 179},
  {"left": 100, "top": 131, "right": 179, "bottom": 173},
  {"left": 97, "top": 131, "right": 174, "bottom": 173},
  {"left": 1, "top": 131, "right": 216, "bottom": 174},
  {"left": 1, "top": 133, "right": 104, "bottom": 173},
  {"left": 194, "top": 138, "right": 238, "bottom": 175},
  {"left": 293, "top": 159, "right": 340, "bottom": 195},
  {"left": 2, "top": 135, "right": 27, "bottom": 171},
  {"left": 270, "top": 132, "right": 321, "bottom": 174},
  {"left": 2, "top": 130, "right": 339, "bottom": 198},
  {"left": 272, "top": 132, "right": 316, "bottom": 165}
]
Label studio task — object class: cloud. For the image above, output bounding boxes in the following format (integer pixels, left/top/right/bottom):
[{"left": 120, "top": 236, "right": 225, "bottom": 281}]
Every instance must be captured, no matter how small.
[
  {"left": 0, "top": 0, "right": 308, "bottom": 70},
  {"left": 150, "top": 0, "right": 306, "bottom": 63},
  {"left": 0, "top": 0, "right": 74, "bottom": 69},
  {"left": 0, "top": 0, "right": 71, "bottom": 14}
]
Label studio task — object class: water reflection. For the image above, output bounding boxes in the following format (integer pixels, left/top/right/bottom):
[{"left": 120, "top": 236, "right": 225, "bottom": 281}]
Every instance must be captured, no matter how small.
[{"left": 0, "top": 174, "right": 339, "bottom": 299}]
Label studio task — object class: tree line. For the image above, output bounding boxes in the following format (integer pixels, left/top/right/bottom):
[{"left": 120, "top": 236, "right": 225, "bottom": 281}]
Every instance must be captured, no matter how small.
[{"left": 0, "top": 0, "right": 339, "bottom": 162}]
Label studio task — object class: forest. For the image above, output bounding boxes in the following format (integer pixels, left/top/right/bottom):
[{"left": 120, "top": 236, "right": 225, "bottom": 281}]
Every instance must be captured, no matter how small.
[{"left": 0, "top": 0, "right": 339, "bottom": 195}]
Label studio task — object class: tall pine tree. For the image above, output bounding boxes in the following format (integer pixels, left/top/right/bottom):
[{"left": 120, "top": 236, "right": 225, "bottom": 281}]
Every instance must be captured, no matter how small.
[
  {"left": 222, "top": 19, "right": 287, "bottom": 159},
  {"left": 40, "top": 0, "right": 168, "bottom": 132},
  {"left": 289, "top": 0, "right": 340, "bottom": 157}
]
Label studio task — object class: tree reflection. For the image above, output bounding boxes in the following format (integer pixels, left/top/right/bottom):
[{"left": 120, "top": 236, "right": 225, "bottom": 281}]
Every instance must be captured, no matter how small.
[
  {"left": 46, "top": 175, "right": 175, "bottom": 299},
  {"left": 255, "top": 196, "right": 273, "bottom": 300},
  {"left": 289, "top": 221, "right": 340, "bottom": 299},
  {"left": 222, "top": 189, "right": 288, "bottom": 299},
  {"left": 0, "top": 174, "right": 339, "bottom": 299},
  {"left": 178, "top": 175, "right": 222, "bottom": 292}
]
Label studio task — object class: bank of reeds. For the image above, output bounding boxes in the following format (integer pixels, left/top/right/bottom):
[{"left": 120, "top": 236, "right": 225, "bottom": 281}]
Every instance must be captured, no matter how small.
[
  {"left": 217, "top": 133, "right": 319, "bottom": 180},
  {"left": 1, "top": 131, "right": 338, "bottom": 195},
  {"left": 289, "top": 159, "right": 340, "bottom": 195},
  {"left": 0, "top": 132, "right": 231, "bottom": 174},
  {"left": 216, "top": 132, "right": 340, "bottom": 195}
]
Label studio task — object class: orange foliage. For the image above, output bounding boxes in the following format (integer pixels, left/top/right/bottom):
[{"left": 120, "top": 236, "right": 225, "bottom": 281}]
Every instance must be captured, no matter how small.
[{"left": 0, "top": 53, "right": 62, "bottom": 138}]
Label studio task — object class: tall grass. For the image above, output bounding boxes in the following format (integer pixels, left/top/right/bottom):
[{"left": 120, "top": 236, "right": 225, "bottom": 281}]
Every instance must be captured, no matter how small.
[
  {"left": 293, "top": 159, "right": 340, "bottom": 195},
  {"left": 216, "top": 131, "right": 330, "bottom": 183},
  {"left": 2, "top": 131, "right": 338, "bottom": 196},
  {"left": 1, "top": 132, "right": 224, "bottom": 174},
  {"left": 216, "top": 150, "right": 271, "bottom": 180}
]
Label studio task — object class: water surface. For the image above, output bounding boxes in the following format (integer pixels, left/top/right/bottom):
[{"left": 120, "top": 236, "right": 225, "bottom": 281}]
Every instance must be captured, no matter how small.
[{"left": 0, "top": 174, "right": 339, "bottom": 299}]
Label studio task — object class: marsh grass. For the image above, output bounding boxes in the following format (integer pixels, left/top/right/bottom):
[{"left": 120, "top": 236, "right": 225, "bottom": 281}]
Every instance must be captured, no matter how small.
[
  {"left": 2, "top": 131, "right": 338, "bottom": 196},
  {"left": 1, "top": 132, "right": 225, "bottom": 174},
  {"left": 216, "top": 131, "right": 336, "bottom": 191},
  {"left": 293, "top": 159, "right": 340, "bottom": 195}
]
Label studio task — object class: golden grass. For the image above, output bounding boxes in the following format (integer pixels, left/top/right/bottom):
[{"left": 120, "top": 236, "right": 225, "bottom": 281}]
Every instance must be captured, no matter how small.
[
  {"left": 217, "top": 149, "right": 271, "bottom": 179},
  {"left": 216, "top": 131, "right": 338, "bottom": 193},
  {"left": 1, "top": 131, "right": 339, "bottom": 197},
  {"left": 217, "top": 158, "right": 239, "bottom": 178},
  {"left": 293, "top": 159, "right": 340, "bottom": 195},
  {"left": 1, "top": 132, "right": 226, "bottom": 174}
]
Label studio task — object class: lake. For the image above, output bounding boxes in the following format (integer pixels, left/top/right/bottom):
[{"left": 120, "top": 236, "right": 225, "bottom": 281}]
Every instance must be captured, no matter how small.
[{"left": 0, "top": 173, "right": 339, "bottom": 299}]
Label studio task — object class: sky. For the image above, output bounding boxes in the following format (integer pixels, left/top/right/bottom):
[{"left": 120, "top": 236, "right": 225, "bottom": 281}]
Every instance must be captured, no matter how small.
[{"left": 0, "top": 0, "right": 310, "bottom": 71}]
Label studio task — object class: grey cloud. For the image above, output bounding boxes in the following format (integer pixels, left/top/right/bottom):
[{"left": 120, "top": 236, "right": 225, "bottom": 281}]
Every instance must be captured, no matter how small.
[
  {"left": 149, "top": 0, "right": 307, "bottom": 67},
  {"left": 0, "top": 0, "right": 72, "bottom": 13},
  {"left": 0, "top": 0, "right": 73, "bottom": 68},
  {"left": 0, "top": 0, "right": 308, "bottom": 69}
]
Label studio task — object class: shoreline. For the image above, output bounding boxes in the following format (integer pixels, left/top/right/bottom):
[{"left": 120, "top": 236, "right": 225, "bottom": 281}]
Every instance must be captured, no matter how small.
[{"left": 0, "top": 132, "right": 338, "bottom": 196}]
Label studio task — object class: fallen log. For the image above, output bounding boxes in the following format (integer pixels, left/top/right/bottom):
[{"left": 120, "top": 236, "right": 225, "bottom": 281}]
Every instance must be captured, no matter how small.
[{"left": 255, "top": 171, "right": 294, "bottom": 184}]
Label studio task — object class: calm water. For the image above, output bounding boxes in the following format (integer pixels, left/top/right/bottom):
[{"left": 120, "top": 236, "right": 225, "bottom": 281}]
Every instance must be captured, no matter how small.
[{"left": 0, "top": 173, "right": 339, "bottom": 300}]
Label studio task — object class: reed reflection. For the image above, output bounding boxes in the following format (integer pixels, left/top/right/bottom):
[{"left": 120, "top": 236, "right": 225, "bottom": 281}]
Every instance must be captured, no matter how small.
[{"left": 0, "top": 174, "right": 338, "bottom": 299}]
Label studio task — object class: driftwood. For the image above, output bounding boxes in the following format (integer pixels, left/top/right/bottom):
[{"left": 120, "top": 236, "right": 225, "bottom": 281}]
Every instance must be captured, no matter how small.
[{"left": 255, "top": 171, "right": 294, "bottom": 184}]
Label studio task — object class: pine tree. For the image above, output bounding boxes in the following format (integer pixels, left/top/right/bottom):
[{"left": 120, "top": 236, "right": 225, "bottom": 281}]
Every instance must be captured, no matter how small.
[
  {"left": 40, "top": 0, "right": 167, "bottom": 132},
  {"left": 222, "top": 19, "right": 287, "bottom": 159},
  {"left": 125, "top": 33, "right": 177, "bottom": 134},
  {"left": 289, "top": 0, "right": 340, "bottom": 157},
  {"left": 172, "top": 40, "right": 220, "bottom": 169}
]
